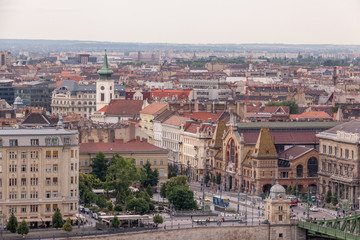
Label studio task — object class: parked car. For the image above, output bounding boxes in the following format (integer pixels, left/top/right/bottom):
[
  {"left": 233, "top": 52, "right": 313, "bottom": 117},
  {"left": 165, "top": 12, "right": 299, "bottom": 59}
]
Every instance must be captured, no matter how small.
[
  {"left": 84, "top": 208, "right": 91, "bottom": 214},
  {"left": 92, "top": 213, "right": 98, "bottom": 220}
]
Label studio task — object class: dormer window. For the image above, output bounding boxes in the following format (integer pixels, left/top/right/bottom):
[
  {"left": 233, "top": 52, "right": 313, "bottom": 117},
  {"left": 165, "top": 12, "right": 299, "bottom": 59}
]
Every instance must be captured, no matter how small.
[{"left": 64, "top": 137, "right": 71, "bottom": 145}]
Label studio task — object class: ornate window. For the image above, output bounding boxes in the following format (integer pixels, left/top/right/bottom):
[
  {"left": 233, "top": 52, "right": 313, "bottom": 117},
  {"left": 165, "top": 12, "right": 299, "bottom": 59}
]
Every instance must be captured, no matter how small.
[
  {"left": 230, "top": 140, "right": 235, "bottom": 163},
  {"left": 296, "top": 165, "right": 303, "bottom": 178},
  {"left": 307, "top": 157, "right": 318, "bottom": 177}
]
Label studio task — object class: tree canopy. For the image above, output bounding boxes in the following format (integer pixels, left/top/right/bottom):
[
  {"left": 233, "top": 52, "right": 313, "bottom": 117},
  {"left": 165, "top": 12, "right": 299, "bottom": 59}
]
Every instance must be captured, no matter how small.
[
  {"left": 140, "top": 161, "right": 159, "bottom": 188},
  {"left": 104, "top": 154, "right": 139, "bottom": 204},
  {"left": 62, "top": 218, "right": 72, "bottom": 232},
  {"left": 7, "top": 213, "right": 18, "bottom": 233},
  {"left": 91, "top": 151, "right": 108, "bottom": 181},
  {"left": 52, "top": 209, "right": 64, "bottom": 229},
  {"left": 17, "top": 220, "right": 29, "bottom": 236}
]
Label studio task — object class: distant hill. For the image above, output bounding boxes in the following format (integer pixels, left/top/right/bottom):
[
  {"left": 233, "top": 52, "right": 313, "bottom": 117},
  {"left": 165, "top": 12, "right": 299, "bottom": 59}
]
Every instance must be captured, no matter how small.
[{"left": 1, "top": 39, "right": 360, "bottom": 54}]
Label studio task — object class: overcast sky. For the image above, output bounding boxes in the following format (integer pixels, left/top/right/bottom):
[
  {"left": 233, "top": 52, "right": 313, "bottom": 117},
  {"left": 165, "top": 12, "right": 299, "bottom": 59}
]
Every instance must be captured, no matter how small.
[{"left": 0, "top": 0, "right": 359, "bottom": 44}]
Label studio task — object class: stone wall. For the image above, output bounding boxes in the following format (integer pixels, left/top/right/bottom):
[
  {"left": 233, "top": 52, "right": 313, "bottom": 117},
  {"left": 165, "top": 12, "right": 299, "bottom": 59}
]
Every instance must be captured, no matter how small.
[{"left": 69, "top": 224, "right": 306, "bottom": 240}]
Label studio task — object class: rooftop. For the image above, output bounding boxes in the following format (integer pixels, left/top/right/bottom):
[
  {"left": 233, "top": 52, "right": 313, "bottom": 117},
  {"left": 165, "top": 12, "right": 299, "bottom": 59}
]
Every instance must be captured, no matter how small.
[
  {"left": 80, "top": 141, "right": 168, "bottom": 154},
  {"left": 0, "top": 128, "right": 78, "bottom": 136}
]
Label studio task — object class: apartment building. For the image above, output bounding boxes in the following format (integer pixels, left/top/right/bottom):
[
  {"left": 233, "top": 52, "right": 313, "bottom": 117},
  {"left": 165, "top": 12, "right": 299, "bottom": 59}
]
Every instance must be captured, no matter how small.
[
  {"left": 162, "top": 115, "right": 190, "bottom": 165},
  {"left": 317, "top": 120, "right": 360, "bottom": 206},
  {"left": 0, "top": 128, "right": 79, "bottom": 227}
]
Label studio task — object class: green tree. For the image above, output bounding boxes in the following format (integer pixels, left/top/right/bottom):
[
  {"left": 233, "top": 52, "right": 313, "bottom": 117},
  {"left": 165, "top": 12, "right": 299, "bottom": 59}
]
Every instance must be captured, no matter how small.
[
  {"left": 153, "top": 214, "right": 163, "bottom": 227},
  {"left": 17, "top": 220, "right": 29, "bottom": 236},
  {"left": 79, "top": 173, "right": 101, "bottom": 204},
  {"left": 216, "top": 174, "right": 221, "bottom": 185},
  {"left": 136, "top": 191, "right": 151, "bottom": 203},
  {"left": 167, "top": 185, "right": 197, "bottom": 210},
  {"left": 52, "top": 209, "right": 64, "bottom": 229},
  {"left": 140, "top": 162, "right": 159, "bottom": 188},
  {"left": 91, "top": 152, "right": 108, "bottom": 182},
  {"left": 107, "top": 200, "right": 114, "bottom": 211},
  {"left": 7, "top": 213, "right": 18, "bottom": 233},
  {"left": 168, "top": 164, "right": 178, "bottom": 179},
  {"left": 160, "top": 183, "right": 167, "bottom": 199},
  {"left": 325, "top": 190, "right": 332, "bottom": 204},
  {"left": 105, "top": 154, "right": 139, "bottom": 204},
  {"left": 112, "top": 216, "right": 120, "bottom": 228},
  {"left": 332, "top": 192, "right": 338, "bottom": 206},
  {"left": 62, "top": 218, "right": 72, "bottom": 232},
  {"left": 167, "top": 175, "right": 188, "bottom": 192},
  {"left": 96, "top": 196, "right": 108, "bottom": 209},
  {"left": 204, "top": 173, "right": 210, "bottom": 185},
  {"left": 126, "top": 198, "right": 149, "bottom": 214},
  {"left": 146, "top": 184, "right": 154, "bottom": 198}
]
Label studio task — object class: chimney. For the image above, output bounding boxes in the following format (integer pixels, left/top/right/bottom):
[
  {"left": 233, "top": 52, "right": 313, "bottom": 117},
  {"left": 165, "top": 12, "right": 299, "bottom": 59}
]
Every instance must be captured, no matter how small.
[{"left": 136, "top": 136, "right": 140, "bottom": 142}]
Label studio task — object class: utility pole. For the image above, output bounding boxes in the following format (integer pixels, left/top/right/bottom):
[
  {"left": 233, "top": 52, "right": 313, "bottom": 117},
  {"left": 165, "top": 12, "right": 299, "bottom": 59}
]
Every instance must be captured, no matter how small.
[
  {"left": 237, "top": 177, "right": 240, "bottom": 214},
  {"left": 187, "top": 159, "right": 191, "bottom": 184}
]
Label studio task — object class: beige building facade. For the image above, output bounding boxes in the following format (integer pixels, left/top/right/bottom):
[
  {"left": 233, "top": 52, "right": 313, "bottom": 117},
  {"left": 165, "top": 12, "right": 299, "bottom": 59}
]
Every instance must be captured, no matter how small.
[
  {"left": 0, "top": 128, "right": 79, "bottom": 227},
  {"left": 318, "top": 120, "right": 360, "bottom": 206},
  {"left": 79, "top": 141, "right": 168, "bottom": 182}
]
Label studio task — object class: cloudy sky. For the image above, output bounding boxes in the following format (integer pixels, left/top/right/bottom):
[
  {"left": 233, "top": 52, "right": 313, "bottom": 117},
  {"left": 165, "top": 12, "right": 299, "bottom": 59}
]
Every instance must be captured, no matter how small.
[{"left": 0, "top": 0, "right": 359, "bottom": 44}]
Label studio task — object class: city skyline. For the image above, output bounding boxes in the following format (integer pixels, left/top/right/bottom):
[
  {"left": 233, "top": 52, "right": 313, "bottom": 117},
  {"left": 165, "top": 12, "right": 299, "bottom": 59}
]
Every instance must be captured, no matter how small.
[{"left": 1, "top": 0, "right": 360, "bottom": 45}]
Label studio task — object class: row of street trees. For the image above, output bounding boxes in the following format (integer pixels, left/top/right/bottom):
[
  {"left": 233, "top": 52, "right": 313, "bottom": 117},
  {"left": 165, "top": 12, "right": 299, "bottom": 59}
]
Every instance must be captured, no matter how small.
[{"left": 7, "top": 209, "right": 72, "bottom": 237}]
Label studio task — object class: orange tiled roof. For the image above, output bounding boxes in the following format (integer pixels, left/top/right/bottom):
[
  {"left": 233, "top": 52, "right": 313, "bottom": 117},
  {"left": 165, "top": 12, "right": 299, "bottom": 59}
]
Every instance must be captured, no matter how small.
[
  {"left": 140, "top": 102, "right": 168, "bottom": 115},
  {"left": 290, "top": 111, "right": 331, "bottom": 119},
  {"left": 183, "top": 111, "right": 223, "bottom": 122},
  {"left": 163, "top": 115, "right": 190, "bottom": 127}
]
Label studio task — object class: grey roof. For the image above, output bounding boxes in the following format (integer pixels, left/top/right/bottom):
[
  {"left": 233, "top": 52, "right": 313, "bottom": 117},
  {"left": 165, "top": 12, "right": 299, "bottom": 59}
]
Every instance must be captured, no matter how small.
[
  {"left": 324, "top": 120, "right": 360, "bottom": 134},
  {"left": 55, "top": 80, "right": 126, "bottom": 95},
  {"left": 237, "top": 121, "right": 342, "bottom": 130},
  {"left": 0, "top": 128, "right": 78, "bottom": 136}
]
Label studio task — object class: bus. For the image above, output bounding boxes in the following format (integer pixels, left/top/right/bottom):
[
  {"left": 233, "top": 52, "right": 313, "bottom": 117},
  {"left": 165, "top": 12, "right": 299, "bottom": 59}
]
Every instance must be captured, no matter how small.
[{"left": 213, "top": 196, "right": 230, "bottom": 207}]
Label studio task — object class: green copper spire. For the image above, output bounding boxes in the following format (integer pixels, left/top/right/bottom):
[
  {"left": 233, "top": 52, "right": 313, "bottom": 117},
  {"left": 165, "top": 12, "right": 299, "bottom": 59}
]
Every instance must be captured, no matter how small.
[{"left": 97, "top": 50, "right": 114, "bottom": 80}]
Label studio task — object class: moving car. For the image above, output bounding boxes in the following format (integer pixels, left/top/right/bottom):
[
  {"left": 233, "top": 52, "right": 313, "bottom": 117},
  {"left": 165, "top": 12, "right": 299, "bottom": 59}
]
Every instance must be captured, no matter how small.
[{"left": 310, "top": 206, "right": 319, "bottom": 212}]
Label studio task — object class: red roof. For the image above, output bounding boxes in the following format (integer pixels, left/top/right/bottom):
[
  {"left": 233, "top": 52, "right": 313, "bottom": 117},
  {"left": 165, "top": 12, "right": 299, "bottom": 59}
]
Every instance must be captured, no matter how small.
[
  {"left": 80, "top": 141, "right": 168, "bottom": 154},
  {"left": 151, "top": 89, "right": 192, "bottom": 100},
  {"left": 183, "top": 111, "right": 223, "bottom": 122},
  {"left": 105, "top": 100, "right": 143, "bottom": 116},
  {"left": 279, "top": 146, "right": 314, "bottom": 160},
  {"left": 98, "top": 106, "right": 107, "bottom": 112}
]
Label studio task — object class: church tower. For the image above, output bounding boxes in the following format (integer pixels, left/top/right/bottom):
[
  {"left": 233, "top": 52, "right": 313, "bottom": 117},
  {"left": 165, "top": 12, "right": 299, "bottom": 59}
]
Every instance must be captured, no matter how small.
[{"left": 96, "top": 50, "right": 115, "bottom": 111}]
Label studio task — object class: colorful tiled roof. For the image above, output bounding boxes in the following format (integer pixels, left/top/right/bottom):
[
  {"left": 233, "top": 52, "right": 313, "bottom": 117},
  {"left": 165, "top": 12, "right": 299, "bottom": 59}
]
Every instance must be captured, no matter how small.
[{"left": 251, "top": 128, "right": 278, "bottom": 158}]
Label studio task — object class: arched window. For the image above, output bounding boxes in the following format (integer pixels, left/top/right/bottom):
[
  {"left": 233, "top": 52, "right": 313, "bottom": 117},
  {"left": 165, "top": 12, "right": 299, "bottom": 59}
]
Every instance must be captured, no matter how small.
[
  {"left": 296, "top": 165, "right": 303, "bottom": 178},
  {"left": 307, "top": 157, "right": 318, "bottom": 177},
  {"left": 231, "top": 140, "right": 235, "bottom": 163}
]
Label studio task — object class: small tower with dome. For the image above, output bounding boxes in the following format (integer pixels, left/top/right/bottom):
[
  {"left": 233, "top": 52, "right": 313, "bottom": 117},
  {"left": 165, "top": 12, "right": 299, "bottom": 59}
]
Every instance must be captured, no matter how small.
[
  {"left": 265, "top": 183, "right": 291, "bottom": 224},
  {"left": 13, "top": 96, "right": 24, "bottom": 110}
]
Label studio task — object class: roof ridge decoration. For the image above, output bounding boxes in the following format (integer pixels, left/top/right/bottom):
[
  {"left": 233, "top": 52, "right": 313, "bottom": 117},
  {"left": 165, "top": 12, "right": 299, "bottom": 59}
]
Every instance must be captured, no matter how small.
[
  {"left": 97, "top": 50, "right": 114, "bottom": 80},
  {"left": 251, "top": 127, "right": 278, "bottom": 158}
]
